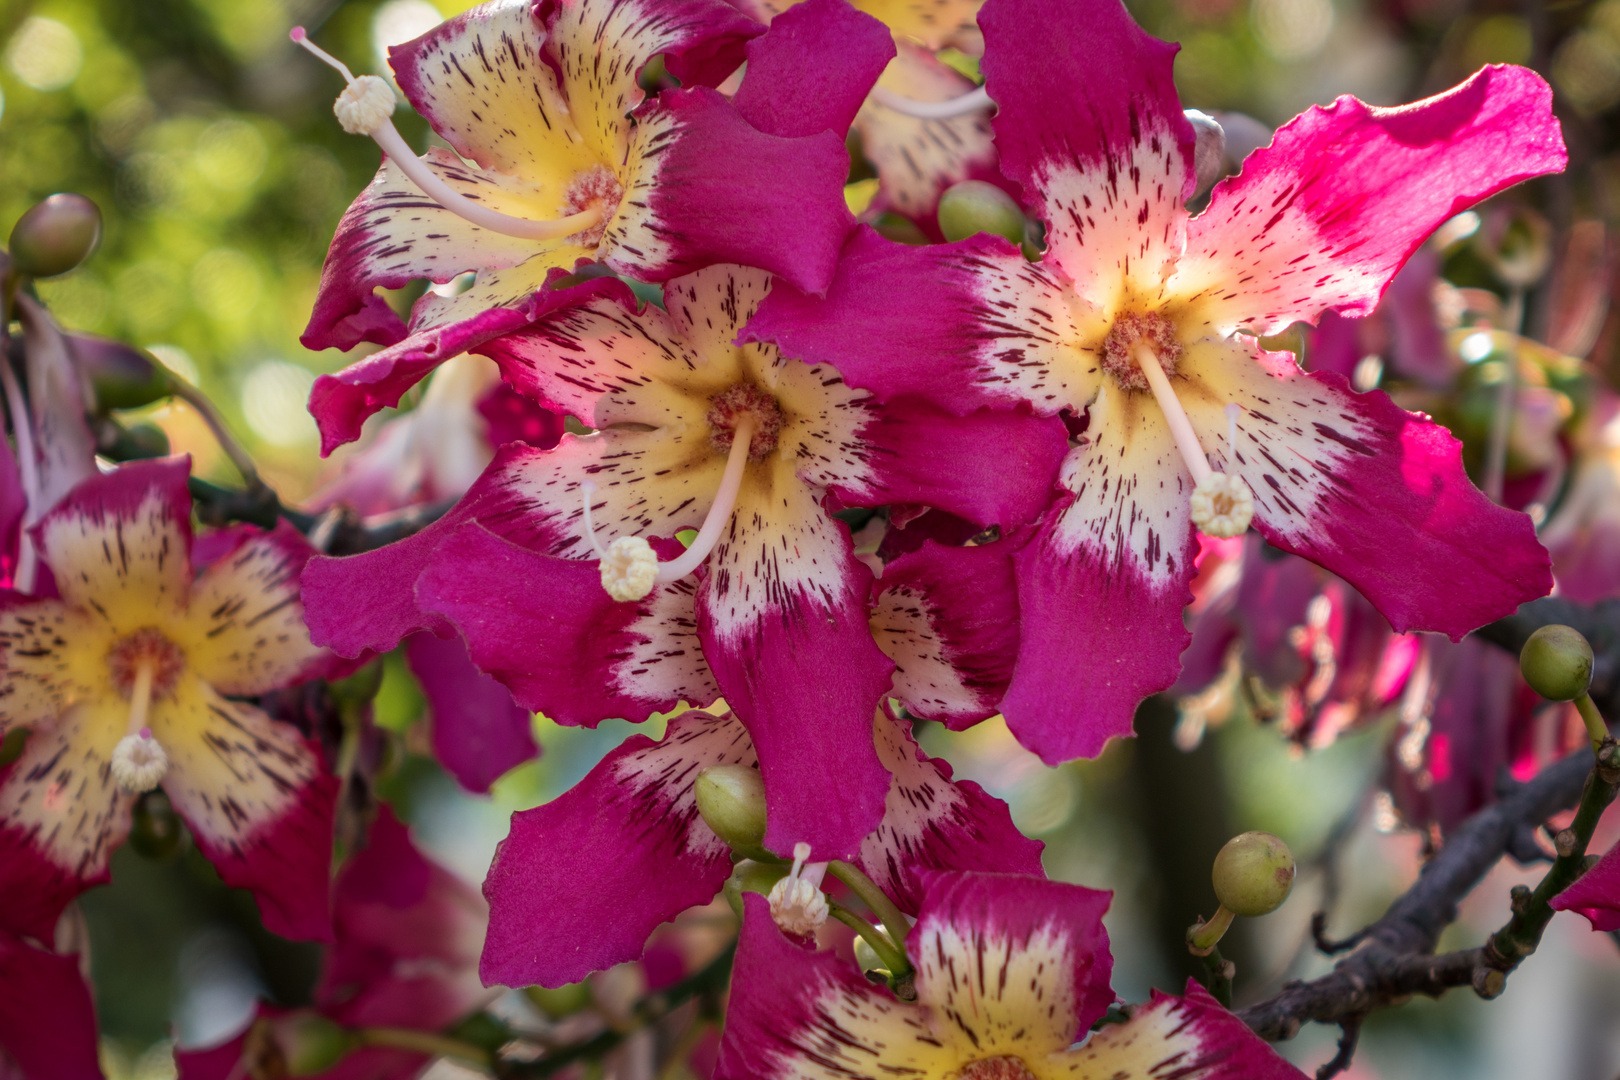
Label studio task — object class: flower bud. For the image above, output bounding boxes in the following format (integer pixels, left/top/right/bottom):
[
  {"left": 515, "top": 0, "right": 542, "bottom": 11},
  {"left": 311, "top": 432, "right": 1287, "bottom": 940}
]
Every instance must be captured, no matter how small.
[
  {"left": 1212, "top": 831, "right": 1294, "bottom": 918},
  {"left": 525, "top": 981, "right": 593, "bottom": 1018},
  {"left": 853, "top": 929, "right": 896, "bottom": 976},
  {"left": 1185, "top": 110, "right": 1226, "bottom": 201},
  {"left": 71, "top": 335, "right": 175, "bottom": 411},
  {"left": 245, "top": 1012, "right": 354, "bottom": 1078},
  {"left": 695, "top": 764, "right": 768, "bottom": 853},
  {"left": 937, "top": 180, "right": 1025, "bottom": 246},
  {"left": 129, "top": 789, "right": 187, "bottom": 861},
  {"left": 9, "top": 194, "right": 102, "bottom": 278},
  {"left": 1519, "top": 624, "right": 1594, "bottom": 702}
]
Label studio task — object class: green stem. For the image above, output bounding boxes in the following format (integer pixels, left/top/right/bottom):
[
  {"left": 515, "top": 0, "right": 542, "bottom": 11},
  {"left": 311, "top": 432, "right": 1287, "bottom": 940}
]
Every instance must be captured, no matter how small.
[
  {"left": 828, "top": 860, "right": 912, "bottom": 965},
  {"left": 354, "top": 1027, "right": 493, "bottom": 1067},
  {"left": 1195, "top": 945, "right": 1234, "bottom": 1008},
  {"left": 1576, "top": 694, "right": 1608, "bottom": 751},
  {"left": 1482, "top": 736, "right": 1620, "bottom": 976},
  {"left": 169, "top": 377, "right": 265, "bottom": 494},
  {"left": 828, "top": 900, "right": 907, "bottom": 975},
  {"left": 1187, "top": 905, "right": 1235, "bottom": 955}
]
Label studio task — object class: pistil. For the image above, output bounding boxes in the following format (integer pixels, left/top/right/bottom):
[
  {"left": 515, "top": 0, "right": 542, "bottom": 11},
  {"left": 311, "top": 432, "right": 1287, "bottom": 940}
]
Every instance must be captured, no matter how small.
[
  {"left": 1131, "top": 342, "right": 1254, "bottom": 538},
  {"left": 290, "top": 28, "right": 604, "bottom": 243},
  {"left": 110, "top": 659, "right": 168, "bottom": 793},
  {"left": 767, "top": 842, "right": 830, "bottom": 936},
  {"left": 868, "top": 85, "right": 993, "bottom": 120},
  {"left": 583, "top": 415, "right": 758, "bottom": 602}
]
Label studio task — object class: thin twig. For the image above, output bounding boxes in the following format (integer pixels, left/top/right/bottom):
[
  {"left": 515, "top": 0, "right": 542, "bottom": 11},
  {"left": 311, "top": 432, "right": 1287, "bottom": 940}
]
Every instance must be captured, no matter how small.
[
  {"left": 1317, "top": 1020, "right": 1361, "bottom": 1080},
  {"left": 169, "top": 378, "right": 265, "bottom": 494}
]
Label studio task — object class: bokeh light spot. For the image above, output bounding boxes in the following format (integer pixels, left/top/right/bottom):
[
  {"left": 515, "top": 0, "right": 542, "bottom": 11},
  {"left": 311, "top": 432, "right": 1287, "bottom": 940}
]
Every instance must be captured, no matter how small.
[
  {"left": 5, "top": 17, "right": 83, "bottom": 91},
  {"left": 241, "top": 360, "right": 316, "bottom": 447}
]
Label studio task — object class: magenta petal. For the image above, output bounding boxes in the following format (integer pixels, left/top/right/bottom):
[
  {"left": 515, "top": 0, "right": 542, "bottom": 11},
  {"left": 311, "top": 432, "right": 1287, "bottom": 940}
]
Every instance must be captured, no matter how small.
[
  {"left": 911, "top": 869, "right": 1115, "bottom": 1034},
  {"left": 0, "top": 792, "right": 110, "bottom": 942},
  {"left": 406, "top": 631, "right": 537, "bottom": 794},
  {"left": 748, "top": 227, "right": 1023, "bottom": 414},
  {"left": 717, "top": 895, "right": 882, "bottom": 1080},
  {"left": 481, "top": 710, "right": 748, "bottom": 988},
  {"left": 978, "top": 0, "right": 1194, "bottom": 208},
  {"left": 1187, "top": 65, "right": 1566, "bottom": 334},
  {"left": 845, "top": 398, "right": 1067, "bottom": 530},
  {"left": 1551, "top": 840, "right": 1620, "bottom": 932},
  {"left": 699, "top": 555, "right": 892, "bottom": 861},
  {"left": 416, "top": 523, "right": 714, "bottom": 725},
  {"left": 0, "top": 428, "right": 24, "bottom": 587},
  {"left": 0, "top": 930, "right": 102, "bottom": 1080},
  {"left": 872, "top": 541, "right": 1021, "bottom": 728},
  {"left": 1252, "top": 373, "right": 1551, "bottom": 639},
  {"left": 1108, "top": 981, "right": 1310, "bottom": 1079},
  {"left": 730, "top": 0, "right": 893, "bottom": 140},
  {"left": 609, "top": 88, "right": 854, "bottom": 296},
  {"left": 1001, "top": 505, "right": 1195, "bottom": 764},
  {"left": 187, "top": 763, "right": 339, "bottom": 944},
  {"left": 301, "top": 445, "right": 557, "bottom": 658},
  {"left": 859, "top": 713, "right": 1044, "bottom": 913},
  {"left": 309, "top": 273, "right": 632, "bottom": 455}
]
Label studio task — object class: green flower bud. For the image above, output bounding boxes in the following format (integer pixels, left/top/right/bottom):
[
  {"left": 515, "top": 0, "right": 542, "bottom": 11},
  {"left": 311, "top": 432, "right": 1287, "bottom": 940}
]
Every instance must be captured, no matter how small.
[
  {"left": 937, "top": 180, "right": 1025, "bottom": 245},
  {"left": 9, "top": 194, "right": 102, "bottom": 278},
  {"left": 254, "top": 1012, "right": 354, "bottom": 1077},
  {"left": 72, "top": 336, "right": 175, "bottom": 411},
  {"left": 129, "top": 789, "right": 187, "bottom": 861},
  {"left": 525, "top": 981, "right": 593, "bottom": 1018},
  {"left": 1212, "top": 831, "right": 1294, "bottom": 918},
  {"left": 1519, "top": 624, "right": 1594, "bottom": 702},
  {"left": 329, "top": 660, "right": 386, "bottom": 708},
  {"left": 695, "top": 764, "right": 768, "bottom": 854}
]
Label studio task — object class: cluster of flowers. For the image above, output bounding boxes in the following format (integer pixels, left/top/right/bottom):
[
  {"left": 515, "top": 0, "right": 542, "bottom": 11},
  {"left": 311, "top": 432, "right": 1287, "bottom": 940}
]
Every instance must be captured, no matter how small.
[{"left": 11, "top": 0, "right": 1620, "bottom": 1074}]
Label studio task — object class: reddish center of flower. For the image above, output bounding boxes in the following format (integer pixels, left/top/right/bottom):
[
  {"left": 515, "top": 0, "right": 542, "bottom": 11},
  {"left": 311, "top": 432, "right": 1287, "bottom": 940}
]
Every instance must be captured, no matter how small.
[
  {"left": 563, "top": 166, "right": 624, "bottom": 249},
  {"left": 707, "top": 383, "right": 784, "bottom": 461},
  {"left": 106, "top": 628, "right": 186, "bottom": 701},
  {"left": 953, "top": 1056, "right": 1038, "bottom": 1080},
  {"left": 1102, "top": 310, "right": 1182, "bottom": 391}
]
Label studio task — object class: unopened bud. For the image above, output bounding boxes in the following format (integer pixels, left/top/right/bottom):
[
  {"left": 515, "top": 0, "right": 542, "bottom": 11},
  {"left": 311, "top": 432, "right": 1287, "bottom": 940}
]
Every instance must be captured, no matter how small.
[
  {"left": 1212, "top": 831, "right": 1295, "bottom": 918},
  {"left": 1519, "top": 625, "right": 1594, "bottom": 702},
  {"left": 72, "top": 336, "right": 175, "bottom": 411},
  {"left": 1185, "top": 110, "right": 1226, "bottom": 200},
  {"left": 695, "top": 764, "right": 768, "bottom": 854},
  {"left": 263, "top": 1012, "right": 354, "bottom": 1077},
  {"left": 129, "top": 789, "right": 187, "bottom": 861},
  {"left": 525, "top": 981, "right": 593, "bottom": 1018},
  {"left": 937, "top": 180, "right": 1025, "bottom": 246},
  {"left": 853, "top": 930, "right": 895, "bottom": 976},
  {"left": 9, "top": 194, "right": 102, "bottom": 278}
]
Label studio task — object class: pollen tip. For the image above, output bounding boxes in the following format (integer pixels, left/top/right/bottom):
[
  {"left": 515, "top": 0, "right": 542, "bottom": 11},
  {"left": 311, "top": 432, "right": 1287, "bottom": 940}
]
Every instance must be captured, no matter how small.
[
  {"left": 600, "top": 535, "right": 658, "bottom": 602},
  {"left": 290, "top": 25, "right": 307, "bottom": 41},
  {"left": 111, "top": 731, "right": 169, "bottom": 794},
  {"left": 1190, "top": 472, "right": 1255, "bottom": 539},
  {"left": 767, "top": 875, "right": 830, "bottom": 937}
]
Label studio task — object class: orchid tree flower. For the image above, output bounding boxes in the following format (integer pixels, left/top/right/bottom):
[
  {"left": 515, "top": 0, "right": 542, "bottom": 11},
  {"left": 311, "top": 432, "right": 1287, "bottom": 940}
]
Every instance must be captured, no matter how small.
[
  {"left": 302, "top": 264, "right": 1067, "bottom": 859},
  {"left": 1551, "top": 839, "right": 1620, "bottom": 932},
  {"left": 0, "top": 927, "right": 102, "bottom": 1080},
  {"left": 718, "top": 869, "right": 1309, "bottom": 1080},
  {"left": 735, "top": 0, "right": 1001, "bottom": 225},
  {"left": 479, "top": 705, "right": 1043, "bottom": 989},
  {"left": 0, "top": 460, "right": 340, "bottom": 943},
  {"left": 299, "top": 0, "right": 881, "bottom": 453},
  {"left": 750, "top": 0, "right": 1564, "bottom": 765},
  {"left": 178, "top": 807, "right": 497, "bottom": 1080}
]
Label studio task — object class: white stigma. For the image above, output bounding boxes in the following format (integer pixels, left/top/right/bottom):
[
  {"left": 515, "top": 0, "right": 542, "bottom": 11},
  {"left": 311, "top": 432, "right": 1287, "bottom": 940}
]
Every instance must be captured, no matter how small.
[
  {"left": 1133, "top": 342, "right": 1253, "bottom": 539},
  {"left": 111, "top": 729, "right": 168, "bottom": 793},
  {"left": 290, "top": 27, "right": 604, "bottom": 243},
  {"left": 112, "top": 656, "right": 167, "bottom": 792},
  {"left": 768, "top": 841, "right": 830, "bottom": 937},
  {"left": 580, "top": 415, "right": 758, "bottom": 602},
  {"left": 869, "top": 84, "right": 993, "bottom": 120}
]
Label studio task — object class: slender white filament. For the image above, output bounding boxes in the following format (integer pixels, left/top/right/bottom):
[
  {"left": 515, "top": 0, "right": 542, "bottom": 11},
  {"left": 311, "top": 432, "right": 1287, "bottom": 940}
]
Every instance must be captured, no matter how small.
[
  {"left": 291, "top": 28, "right": 603, "bottom": 243},
  {"left": 1133, "top": 342, "right": 1212, "bottom": 484},
  {"left": 868, "top": 84, "right": 992, "bottom": 120}
]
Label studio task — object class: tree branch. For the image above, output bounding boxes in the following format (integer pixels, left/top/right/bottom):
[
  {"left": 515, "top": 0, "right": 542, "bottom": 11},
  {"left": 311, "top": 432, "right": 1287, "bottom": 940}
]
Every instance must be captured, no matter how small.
[{"left": 1236, "top": 750, "right": 1593, "bottom": 1040}]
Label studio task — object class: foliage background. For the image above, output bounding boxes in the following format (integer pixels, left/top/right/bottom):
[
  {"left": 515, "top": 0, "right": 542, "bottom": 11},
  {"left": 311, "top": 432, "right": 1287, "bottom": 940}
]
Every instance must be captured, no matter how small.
[{"left": 5, "top": 0, "right": 1620, "bottom": 1076}]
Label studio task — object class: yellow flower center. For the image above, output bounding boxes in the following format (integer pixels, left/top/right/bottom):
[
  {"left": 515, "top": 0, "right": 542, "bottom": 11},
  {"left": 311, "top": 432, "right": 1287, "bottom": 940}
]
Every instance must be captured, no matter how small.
[
  {"left": 953, "top": 1056, "right": 1038, "bottom": 1080},
  {"left": 707, "top": 383, "right": 784, "bottom": 462},
  {"left": 106, "top": 627, "right": 186, "bottom": 701}
]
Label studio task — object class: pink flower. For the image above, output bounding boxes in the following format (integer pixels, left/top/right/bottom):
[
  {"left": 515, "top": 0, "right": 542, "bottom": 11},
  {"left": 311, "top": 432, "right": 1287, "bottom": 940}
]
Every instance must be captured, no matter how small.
[
  {"left": 718, "top": 870, "right": 1308, "bottom": 1080},
  {"left": 0, "top": 460, "right": 339, "bottom": 943},
  {"left": 480, "top": 705, "right": 1043, "bottom": 988},
  {"left": 750, "top": 0, "right": 1562, "bottom": 764}
]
